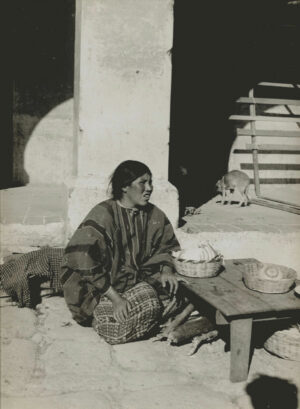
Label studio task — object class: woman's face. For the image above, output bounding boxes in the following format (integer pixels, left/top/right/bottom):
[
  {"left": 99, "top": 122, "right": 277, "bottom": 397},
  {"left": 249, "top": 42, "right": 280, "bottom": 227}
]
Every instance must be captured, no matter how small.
[{"left": 122, "top": 173, "right": 153, "bottom": 208}]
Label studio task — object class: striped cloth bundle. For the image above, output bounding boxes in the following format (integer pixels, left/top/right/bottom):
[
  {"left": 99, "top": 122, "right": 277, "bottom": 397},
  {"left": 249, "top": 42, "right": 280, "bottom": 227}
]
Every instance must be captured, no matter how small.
[{"left": 0, "top": 247, "right": 64, "bottom": 308}]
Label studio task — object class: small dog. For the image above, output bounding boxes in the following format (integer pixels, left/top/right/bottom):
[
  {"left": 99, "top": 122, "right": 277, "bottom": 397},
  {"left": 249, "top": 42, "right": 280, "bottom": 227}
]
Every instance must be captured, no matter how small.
[{"left": 216, "top": 170, "right": 250, "bottom": 207}]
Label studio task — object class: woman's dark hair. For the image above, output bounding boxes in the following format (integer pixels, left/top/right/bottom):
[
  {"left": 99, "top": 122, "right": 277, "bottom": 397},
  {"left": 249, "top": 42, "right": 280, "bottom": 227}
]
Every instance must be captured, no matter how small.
[{"left": 109, "top": 160, "right": 152, "bottom": 200}]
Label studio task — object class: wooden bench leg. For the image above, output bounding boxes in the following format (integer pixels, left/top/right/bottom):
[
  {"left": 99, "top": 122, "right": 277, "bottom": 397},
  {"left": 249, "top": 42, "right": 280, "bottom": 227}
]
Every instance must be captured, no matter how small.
[{"left": 230, "top": 318, "right": 253, "bottom": 382}]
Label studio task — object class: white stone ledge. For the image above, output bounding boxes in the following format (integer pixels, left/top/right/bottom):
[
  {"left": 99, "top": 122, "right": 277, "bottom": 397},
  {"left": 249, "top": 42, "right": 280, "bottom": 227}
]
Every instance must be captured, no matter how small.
[{"left": 176, "top": 229, "right": 300, "bottom": 278}]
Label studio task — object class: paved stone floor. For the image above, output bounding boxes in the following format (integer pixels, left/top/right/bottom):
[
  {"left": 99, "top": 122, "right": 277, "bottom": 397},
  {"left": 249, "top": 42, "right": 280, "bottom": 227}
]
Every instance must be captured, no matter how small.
[{"left": 1, "top": 294, "right": 300, "bottom": 409}]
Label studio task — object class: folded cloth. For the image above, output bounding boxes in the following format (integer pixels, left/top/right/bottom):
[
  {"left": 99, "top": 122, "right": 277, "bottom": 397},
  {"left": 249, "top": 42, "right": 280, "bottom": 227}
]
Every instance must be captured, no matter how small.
[
  {"left": 0, "top": 247, "right": 64, "bottom": 308},
  {"left": 93, "top": 281, "right": 162, "bottom": 344}
]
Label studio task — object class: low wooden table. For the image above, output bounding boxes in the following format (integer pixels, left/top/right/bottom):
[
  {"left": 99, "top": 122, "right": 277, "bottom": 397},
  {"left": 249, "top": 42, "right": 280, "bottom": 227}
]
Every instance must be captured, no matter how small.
[{"left": 180, "top": 258, "right": 300, "bottom": 383}]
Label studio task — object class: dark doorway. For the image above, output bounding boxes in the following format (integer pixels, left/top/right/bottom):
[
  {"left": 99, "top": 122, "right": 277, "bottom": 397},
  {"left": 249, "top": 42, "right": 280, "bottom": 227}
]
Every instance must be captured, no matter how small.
[{"left": 169, "top": 0, "right": 300, "bottom": 222}]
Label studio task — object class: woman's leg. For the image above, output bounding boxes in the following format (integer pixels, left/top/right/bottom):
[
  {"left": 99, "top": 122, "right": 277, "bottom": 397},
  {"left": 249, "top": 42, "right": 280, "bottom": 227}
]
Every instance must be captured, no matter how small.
[{"left": 92, "top": 281, "right": 161, "bottom": 344}]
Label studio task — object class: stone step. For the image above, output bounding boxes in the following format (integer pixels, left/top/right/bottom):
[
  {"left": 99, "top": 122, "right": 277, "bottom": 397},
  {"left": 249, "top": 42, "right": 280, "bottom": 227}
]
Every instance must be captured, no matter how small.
[
  {"left": 0, "top": 184, "right": 68, "bottom": 261},
  {"left": 0, "top": 222, "right": 66, "bottom": 262},
  {"left": 176, "top": 191, "right": 300, "bottom": 278}
]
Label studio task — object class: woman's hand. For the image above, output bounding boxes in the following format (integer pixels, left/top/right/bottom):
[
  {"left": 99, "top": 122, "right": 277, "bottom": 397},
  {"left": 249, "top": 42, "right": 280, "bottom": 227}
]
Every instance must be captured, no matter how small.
[
  {"left": 112, "top": 297, "right": 131, "bottom": 323},
  {"left": 160, "top": 266, "right": 179, "bottom": 296},
  {"left": 104, "top": 286, "right": 131, "bottom": 323}
]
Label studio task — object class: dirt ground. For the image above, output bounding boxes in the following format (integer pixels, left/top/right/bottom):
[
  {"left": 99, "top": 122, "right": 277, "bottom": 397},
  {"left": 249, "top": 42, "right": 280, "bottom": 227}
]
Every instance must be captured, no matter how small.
[{"left": 1, "top": 294, "right": 299, "bottom": 409}]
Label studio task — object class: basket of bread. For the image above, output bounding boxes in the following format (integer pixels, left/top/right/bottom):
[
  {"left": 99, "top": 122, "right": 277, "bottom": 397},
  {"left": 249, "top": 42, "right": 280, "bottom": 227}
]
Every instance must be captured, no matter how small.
[
  {"left": 172, "top": 242, "right": 223, "bottom": 278},
  {"left": 243, "top": 261, "right": 297, "bottom": 294},
  {"left": 264, "top": 324, "right": 300, "bottom": 361}
]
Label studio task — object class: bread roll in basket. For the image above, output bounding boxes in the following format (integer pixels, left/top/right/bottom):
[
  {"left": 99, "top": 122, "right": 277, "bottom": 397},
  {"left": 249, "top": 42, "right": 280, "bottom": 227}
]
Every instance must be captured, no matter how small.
[{"left": 172, "top": 243, "right": 223, "bottom": 278}]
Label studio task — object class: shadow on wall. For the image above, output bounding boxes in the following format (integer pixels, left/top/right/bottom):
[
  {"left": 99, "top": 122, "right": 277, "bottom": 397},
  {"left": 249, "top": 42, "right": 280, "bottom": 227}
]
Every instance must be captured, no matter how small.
[
  {"left": 13, "top": 85, "right": 74, "bottom": 186},
  {"left": 169, "top": 0, "right": 300, "bottom": 219},
  {"left": 246, "top": 375, "right": 298, "bottom": 409},
  {"left": 23, "top": 98, "right": 74, "bottom": 185},
  {"left": 3, "top": 0, "right": 75, "bottom": 188}
]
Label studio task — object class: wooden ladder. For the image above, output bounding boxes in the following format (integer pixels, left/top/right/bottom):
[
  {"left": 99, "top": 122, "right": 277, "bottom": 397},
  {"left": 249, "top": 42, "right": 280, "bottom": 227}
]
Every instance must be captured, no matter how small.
[{"left": 229, "top": 82, "right": 300, "bottom": 214}]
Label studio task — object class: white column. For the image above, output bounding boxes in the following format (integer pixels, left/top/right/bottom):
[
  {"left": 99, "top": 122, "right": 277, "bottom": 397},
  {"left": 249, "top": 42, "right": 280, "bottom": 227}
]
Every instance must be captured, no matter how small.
[{"left": 68, "top": 0, "right": 178, "bottom": 236}]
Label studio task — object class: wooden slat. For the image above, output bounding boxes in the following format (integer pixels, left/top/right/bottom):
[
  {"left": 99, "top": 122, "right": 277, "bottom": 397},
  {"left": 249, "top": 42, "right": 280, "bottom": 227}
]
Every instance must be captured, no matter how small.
[
  {"left": 229, "top": 115, "right": 300, "bottom": 123},
  {"left": 258, "top": 195, "right": 300, "bottom": 209},
  {"left": 230, "top": 318, "right": 253, "bottom": 382},
  {"left": 255, "top": 165, "right": 300, "bottom": 176},
  {"left": 225, "top": 260, "right": 300, "bottom": 310},
  {"left": 249, "top": 88, "right": 261, "bottom": 196},
  {"left": 246, "top": 144, "right": 300, "bottom": 151},
  {"left": 241, "top": 163, "right": 300, "bottom": 170},
  {"left": 234, "top": 154, "right": 300, "bottom": 164},
  {"left": 181, "top": 259, "right": 300, "bottom": 319},
  {"left": 250, "top": 198, "right": 300, "bottom": 214},
  {"left": 242, "top": 169, "right": 300, "bottom": 180},
  {"left": 236, "top": 97, "right": 300, "bottom": 106},
  {"left": 234, "top": 149, "right": 300, "bottom": 154},
  {"left": 237, "top": 129, "right": 300, "bottom": 137},
  {"left": 249, "top": 178, "right": 300, "bottom": 184},
  {"left": 182, "top": 277, "right": 266, "bottom": 317},
  {"left": 216, "top": 311, "right": 293, "bottom": 325},
  {"left": 258, "top": 82, "right": 300, "bottom": 88},
  {"left": 247, "top": 170, "right": 300, "bottom": 179}
]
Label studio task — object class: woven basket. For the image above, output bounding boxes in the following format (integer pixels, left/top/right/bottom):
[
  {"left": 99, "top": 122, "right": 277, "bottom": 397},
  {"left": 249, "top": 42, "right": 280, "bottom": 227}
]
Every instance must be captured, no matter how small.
[
  {"left": 243, "top": 262, "right": 296, "bottom": 294},
  {"left": 264, "top": 327, "right": 300, "bottom": 361},
  {"left": 173, "top": 258, "right": 222, "bottom": 278}
]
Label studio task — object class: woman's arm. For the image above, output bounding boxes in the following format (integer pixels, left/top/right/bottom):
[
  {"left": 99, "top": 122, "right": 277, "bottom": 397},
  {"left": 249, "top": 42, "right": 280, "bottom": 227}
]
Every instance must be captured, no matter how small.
[
  {"left": 63, "top": 211, "right": 115, "bottom": 291},
  {"left": 141, "top": 210, "right": 180, "bottom": 293},
  {"left": 160, "top": 264, "right": 179, "bottom": 296},
  {"left": 142, "top": 212, "right": 180, "bottom": 270},
  {"left": 104, "top": 286, "right": 131, "bottom": 323}
]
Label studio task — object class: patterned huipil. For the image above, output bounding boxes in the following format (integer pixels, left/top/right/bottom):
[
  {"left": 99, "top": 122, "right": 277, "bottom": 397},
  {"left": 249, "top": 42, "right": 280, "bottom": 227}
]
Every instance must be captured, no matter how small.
[{"left": 60, "top": 199, "right": 180, "bottom": 325}]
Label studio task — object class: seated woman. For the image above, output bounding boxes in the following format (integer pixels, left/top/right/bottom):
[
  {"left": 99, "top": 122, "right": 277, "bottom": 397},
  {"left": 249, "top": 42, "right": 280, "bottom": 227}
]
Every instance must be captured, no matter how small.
[{"left": 60, "top": 160, "right": 183, "bottom": 344}]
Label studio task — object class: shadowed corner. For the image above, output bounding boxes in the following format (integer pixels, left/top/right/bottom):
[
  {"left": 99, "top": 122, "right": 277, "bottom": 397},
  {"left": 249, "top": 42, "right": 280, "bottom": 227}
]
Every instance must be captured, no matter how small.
[
  {"left": 2, "top": 0, "right": 75, "bottom": 189},
  {"left": 168, "top": 0, "right": 300, "bottom": 227},
  {"left": 246, "top": 374, "right": 298, "bottom": 409}
]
